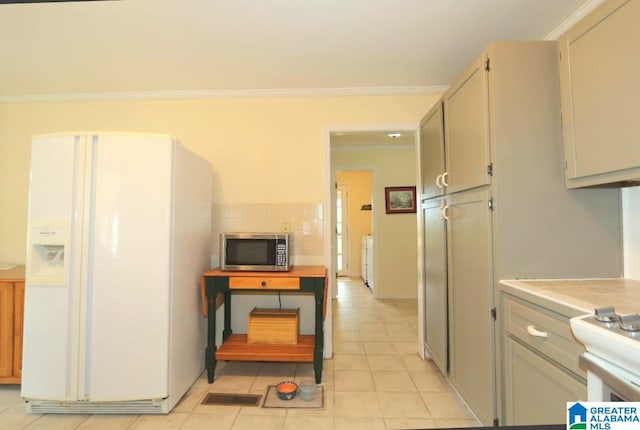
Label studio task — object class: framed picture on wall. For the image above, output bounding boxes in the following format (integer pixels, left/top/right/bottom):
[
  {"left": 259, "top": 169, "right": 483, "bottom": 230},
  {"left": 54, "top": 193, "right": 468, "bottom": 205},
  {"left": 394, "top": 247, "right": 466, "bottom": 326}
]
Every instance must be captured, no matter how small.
[{"left": 385, "top": 186, "right": 416, "bottom": 214}]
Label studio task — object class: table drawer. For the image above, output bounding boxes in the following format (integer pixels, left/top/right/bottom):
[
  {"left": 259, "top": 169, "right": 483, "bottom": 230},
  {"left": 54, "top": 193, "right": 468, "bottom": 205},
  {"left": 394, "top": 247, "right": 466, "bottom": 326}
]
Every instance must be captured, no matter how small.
[
  {"left": 229, "top": 277, "right": 300, "bottom": 290},
  {"left": 503, "top": 295, "right": 585, "bottom": 378}
]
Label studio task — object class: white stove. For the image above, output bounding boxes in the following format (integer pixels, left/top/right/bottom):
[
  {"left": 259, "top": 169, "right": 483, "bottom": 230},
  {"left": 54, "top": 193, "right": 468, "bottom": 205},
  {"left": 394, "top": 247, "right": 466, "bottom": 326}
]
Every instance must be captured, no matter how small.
[{"left": 570, "top": 307, "right": 640, "bottom": 402}]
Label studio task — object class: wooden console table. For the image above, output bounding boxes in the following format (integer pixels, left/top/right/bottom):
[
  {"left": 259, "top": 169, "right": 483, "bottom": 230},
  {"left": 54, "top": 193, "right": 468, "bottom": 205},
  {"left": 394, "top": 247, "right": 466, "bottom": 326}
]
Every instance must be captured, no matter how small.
[{"left": 201, "top": 266, "right": 327, "bottom": 384}]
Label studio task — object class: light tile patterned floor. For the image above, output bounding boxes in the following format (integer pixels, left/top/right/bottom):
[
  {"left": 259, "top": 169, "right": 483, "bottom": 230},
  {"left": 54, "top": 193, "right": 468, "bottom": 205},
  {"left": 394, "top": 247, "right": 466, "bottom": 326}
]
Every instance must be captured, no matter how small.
[{"left": 0, "top": 278, "right": 480, "bottom": 429}]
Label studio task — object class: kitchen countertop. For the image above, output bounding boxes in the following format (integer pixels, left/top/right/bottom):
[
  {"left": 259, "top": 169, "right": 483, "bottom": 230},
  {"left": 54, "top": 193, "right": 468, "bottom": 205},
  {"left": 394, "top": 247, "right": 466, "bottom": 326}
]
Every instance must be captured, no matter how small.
[
  {"left": 499, "top": 278, "right": 640, "bottom": 316},
  {"left": 0, "top": 265, "right": 25, "bottom": 282}
]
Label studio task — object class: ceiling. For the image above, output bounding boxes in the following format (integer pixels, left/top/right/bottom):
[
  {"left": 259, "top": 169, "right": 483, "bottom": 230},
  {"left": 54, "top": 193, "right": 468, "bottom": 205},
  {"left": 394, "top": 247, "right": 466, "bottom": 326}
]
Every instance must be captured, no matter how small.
[{"left": 0, "top": 0, "right": 601, "bottom": 102}]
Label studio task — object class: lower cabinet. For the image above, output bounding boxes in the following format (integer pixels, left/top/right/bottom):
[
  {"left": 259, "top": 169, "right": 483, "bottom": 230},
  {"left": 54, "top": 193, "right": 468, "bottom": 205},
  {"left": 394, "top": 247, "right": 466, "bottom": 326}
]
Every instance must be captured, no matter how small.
[
  {"left": 0, "top": 267, "right": 25, "bottom": 384},
  {"left": 503, "top": 337, "right": 586, "bottom": 424},
  {"left": 500, "top": 291, "right": 586, "bottom": 425}
]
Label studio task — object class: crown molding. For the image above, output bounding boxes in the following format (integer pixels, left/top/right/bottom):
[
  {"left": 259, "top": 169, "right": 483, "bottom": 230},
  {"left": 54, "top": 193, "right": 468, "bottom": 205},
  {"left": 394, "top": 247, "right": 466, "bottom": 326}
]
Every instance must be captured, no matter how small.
[
  {"left": 0, "top": 85, "right": 449, "bottom": 104},
  {"left": 544, "top": 0, "right": 606, "bottom": 40}
]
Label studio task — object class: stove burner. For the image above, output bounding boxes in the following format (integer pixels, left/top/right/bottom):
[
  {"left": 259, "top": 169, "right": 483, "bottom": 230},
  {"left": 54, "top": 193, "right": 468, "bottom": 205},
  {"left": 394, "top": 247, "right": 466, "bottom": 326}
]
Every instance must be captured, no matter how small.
[
  {"left": 619, "top": 314, "right": 640, "bottom": 332},
  {"left": 595, "top": 306, "right": 618, "bottom": 323},
  {"left": 589, "top": 307, "right": 640, "bottom": 337}
]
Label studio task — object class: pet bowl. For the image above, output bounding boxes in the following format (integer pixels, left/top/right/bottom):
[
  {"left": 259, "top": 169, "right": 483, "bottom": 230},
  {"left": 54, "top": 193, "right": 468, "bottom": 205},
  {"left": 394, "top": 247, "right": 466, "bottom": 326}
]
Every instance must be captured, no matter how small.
[
  {"left": 297, "top": 380, "right": 317, "bottom": 401},
  {"left": 276, "top": 381, "right": 298, "bottom": 400}
]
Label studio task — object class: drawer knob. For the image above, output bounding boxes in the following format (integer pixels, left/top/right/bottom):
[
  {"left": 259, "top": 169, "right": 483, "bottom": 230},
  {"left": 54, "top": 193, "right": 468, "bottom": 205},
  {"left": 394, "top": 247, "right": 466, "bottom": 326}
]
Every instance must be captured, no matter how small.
[
  {"left": 526, "top": 325, "right": 548, "bottom": 338},
  {"left": 261, "top": 281, "right": 267, "bottom": 287}
]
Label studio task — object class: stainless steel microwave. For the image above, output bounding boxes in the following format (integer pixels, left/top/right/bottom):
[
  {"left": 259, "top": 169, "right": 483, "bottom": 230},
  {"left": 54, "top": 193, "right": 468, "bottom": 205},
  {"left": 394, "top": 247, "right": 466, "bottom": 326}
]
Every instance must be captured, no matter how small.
[{"left": 220, "top": 232, "right": 291, "bottom": 271}]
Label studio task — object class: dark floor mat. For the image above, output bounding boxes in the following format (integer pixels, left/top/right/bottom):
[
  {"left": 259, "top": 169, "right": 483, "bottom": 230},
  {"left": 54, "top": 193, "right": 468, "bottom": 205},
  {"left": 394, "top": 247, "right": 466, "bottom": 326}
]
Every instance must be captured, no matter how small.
[{"left": 201, "top": 393, "right": 262, "bottom": 407}]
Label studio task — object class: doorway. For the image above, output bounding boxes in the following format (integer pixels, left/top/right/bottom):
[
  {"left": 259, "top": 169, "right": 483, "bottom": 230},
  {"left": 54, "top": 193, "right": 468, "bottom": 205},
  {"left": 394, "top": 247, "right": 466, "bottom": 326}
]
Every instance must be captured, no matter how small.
[
  {"left": 335, "top": 183, "right": 349, "bottom": 277},
  {"left": 324, "top": 123, "right": 418, "bottom": 357},
  {"left": 335, "top": 171, "right": 373, "bottom": 281}
]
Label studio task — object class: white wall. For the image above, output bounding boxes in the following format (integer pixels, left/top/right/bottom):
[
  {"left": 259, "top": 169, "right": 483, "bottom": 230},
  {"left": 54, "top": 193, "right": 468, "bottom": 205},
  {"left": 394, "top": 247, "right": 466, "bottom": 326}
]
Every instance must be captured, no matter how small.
[
  {"left": 623, "top": 186, "right": 640, "bottom": 280},
  {"left": 0, "top": 94, "right": 433, "bottom": 265}
]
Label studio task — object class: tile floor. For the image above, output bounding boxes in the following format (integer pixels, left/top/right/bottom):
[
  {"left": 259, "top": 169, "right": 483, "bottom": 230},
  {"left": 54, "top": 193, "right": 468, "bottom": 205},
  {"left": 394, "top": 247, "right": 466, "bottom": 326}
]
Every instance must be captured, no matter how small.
[{"left": 0, "top": 278, "right": 480, "bottom": 430}]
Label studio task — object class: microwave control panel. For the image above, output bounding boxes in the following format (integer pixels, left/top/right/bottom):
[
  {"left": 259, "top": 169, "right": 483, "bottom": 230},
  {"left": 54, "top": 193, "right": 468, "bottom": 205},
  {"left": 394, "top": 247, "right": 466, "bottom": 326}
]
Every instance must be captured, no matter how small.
[{"left": 276, "top": 242, "right": 287, "bottom": 266}]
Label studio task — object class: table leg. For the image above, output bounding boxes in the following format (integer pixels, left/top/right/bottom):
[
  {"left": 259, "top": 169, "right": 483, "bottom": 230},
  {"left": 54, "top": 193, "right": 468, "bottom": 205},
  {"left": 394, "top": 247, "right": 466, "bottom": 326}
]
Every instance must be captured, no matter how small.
[
  {"left": 206, "top": 283, "right": 217, "bottom": 383},
  {"left": 313, "top": 278, "right": 324, "bottom": 384},
  {"left": 223, "top": 290, "right": 232, "bottom": 340}
]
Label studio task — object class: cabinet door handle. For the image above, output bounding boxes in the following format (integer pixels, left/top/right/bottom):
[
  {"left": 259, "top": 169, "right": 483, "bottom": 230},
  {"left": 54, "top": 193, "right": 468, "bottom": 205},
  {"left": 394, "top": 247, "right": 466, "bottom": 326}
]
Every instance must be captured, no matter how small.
[
  {"left": 261, "top": 280, "right": 267, "bottom": 287},
  {"left": 435, "top": 174, "right": 443, "bottom": 189},
  {"left": 526, "top": 325, "right": 548, "bottom": 338},
  {"left": 441, "top": 171, "right": 449, "bottom": 187},
  {"left": 441, "top": 204, "right": 450, "bottom": 221}
]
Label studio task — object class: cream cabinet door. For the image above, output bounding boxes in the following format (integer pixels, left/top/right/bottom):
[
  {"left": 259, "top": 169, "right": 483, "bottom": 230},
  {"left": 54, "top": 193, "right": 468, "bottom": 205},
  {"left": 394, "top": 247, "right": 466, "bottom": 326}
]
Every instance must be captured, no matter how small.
[
  {"left": 422, "top": 197, "right": 448, "bottom": 375},
  {"left": 559, "top": 0, "right": 640, "bottom": 186},
  {"left": 419, "top": 101, "right": 446, "bottom": 200},
  {"left": 504, "top": 337, "right": 586, "bottom": 425},
  {"left": 443, "top": 54, "right": 491, "bottom": 194},
  {"left": 447, "top": 189, "right": 494, "bottom": 425}
]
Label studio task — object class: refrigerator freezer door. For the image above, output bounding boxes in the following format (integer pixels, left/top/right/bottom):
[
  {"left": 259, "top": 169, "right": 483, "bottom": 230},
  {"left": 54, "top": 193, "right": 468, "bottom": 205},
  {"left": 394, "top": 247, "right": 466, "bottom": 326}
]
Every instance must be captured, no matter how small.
[
  {"left": 22, "top": 134, "right": 87, "bottom": 400},
  {"left": 80, "top": 133, "right": 173, "bottom": 401}
]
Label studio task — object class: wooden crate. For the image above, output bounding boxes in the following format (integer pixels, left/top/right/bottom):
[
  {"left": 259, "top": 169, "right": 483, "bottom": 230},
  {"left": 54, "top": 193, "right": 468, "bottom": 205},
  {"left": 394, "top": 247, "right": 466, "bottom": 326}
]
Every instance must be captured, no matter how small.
[{"left": 247, "top": 308, "right": 299, "bottom": 345}]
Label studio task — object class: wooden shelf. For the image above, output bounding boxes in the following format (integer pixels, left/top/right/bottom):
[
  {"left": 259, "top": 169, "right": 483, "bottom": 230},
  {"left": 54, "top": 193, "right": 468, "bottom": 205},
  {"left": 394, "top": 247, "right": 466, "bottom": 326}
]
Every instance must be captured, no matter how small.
[{"left": 216, "top": 334, "right": 314, "bottom": 362}]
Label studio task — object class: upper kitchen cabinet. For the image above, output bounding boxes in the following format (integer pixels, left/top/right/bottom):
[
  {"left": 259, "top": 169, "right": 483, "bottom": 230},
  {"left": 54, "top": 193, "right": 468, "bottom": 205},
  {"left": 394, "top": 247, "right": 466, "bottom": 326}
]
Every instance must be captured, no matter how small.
[
  {"left": 558, "top": 0, "right": 640, "bottom": 188},
  {"left": 443, "top": 54, "right": 491, "bottom": 194},
  {"left": 419, "top": 101, "right": 446, "bottom": 199}
]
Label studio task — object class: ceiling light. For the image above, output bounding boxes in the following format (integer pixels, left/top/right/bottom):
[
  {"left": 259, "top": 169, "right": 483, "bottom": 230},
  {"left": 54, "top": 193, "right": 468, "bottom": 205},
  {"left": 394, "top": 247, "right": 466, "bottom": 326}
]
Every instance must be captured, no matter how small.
[{"left": 388, "top": 133, "right": 401, "bottom": 138}]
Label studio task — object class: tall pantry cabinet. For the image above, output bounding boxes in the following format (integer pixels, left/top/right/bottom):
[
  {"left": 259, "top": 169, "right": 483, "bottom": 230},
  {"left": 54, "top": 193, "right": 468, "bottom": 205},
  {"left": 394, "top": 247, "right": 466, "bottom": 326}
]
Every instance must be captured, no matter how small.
[{"left": 418, "top": 41, "right": 622, "bottom": 425}]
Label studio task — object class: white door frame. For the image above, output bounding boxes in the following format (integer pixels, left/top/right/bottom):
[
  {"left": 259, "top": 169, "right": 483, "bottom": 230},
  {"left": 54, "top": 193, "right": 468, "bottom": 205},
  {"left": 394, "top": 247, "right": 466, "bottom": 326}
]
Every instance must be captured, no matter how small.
[{"left": 323, "top": 123, "right": 420, "bottom": 359}]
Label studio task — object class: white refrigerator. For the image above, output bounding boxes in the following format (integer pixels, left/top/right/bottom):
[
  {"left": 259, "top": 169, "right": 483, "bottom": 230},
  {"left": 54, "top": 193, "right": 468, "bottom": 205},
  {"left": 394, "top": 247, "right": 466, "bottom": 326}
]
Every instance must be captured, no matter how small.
[{"left": 21, "top": 132, "right": 212, "bottom": 414}]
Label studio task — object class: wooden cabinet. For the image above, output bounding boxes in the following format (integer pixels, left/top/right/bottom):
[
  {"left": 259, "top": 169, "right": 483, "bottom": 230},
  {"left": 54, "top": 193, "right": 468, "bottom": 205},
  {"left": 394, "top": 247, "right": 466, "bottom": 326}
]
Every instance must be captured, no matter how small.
[
  {"left": 558, "top": 0, "right": 640, "bottom": 188},
  {"left": 0, "top": 266, "right": 25, "bottom": 384},
  {"left": 418, "top": 41, "right": 622, "bottom": 426},
  {"left": 501, "top": 292, "right": 586, "bottom": 425}
]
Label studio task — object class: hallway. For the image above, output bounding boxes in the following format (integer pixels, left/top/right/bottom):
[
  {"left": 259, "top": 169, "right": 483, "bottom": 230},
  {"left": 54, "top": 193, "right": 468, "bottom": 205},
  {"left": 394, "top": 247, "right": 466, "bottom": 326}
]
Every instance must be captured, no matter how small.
[
  {"left": 328, "top": 277, "right": 479, "bottom": 429},
  {"left": 0, "top": 278, "right": 479, "bottom": 430}
]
